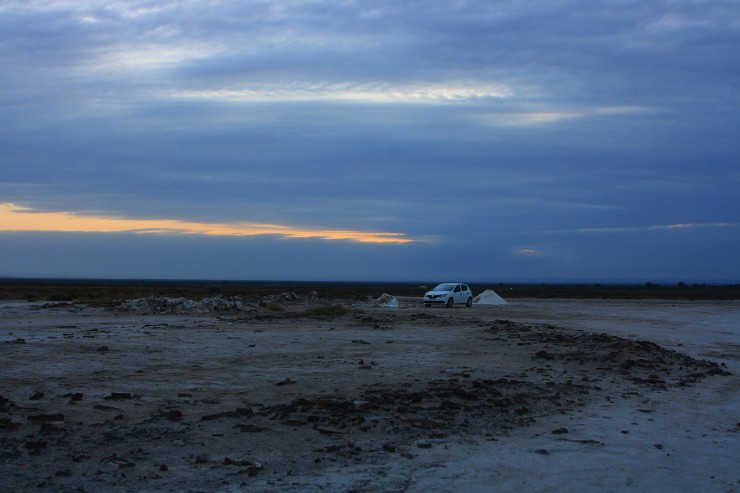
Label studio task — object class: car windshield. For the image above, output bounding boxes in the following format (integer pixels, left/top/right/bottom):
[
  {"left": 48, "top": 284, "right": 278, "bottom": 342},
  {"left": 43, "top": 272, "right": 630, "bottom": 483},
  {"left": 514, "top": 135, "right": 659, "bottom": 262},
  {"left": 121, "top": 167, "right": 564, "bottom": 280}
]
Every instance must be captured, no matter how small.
[{"left": 433, "top": 283, "right": 456, "bottom": 291}]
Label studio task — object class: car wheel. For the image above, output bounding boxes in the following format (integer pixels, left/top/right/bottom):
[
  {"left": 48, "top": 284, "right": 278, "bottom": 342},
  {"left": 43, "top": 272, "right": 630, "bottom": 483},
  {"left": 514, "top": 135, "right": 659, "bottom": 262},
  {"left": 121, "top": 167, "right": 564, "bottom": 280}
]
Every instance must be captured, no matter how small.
[
  {"left": 446, "top": 297, "right": 454, "bottom": 308},
  {"left": 466, "top": 297, "right": 473, "bottom": 307}
]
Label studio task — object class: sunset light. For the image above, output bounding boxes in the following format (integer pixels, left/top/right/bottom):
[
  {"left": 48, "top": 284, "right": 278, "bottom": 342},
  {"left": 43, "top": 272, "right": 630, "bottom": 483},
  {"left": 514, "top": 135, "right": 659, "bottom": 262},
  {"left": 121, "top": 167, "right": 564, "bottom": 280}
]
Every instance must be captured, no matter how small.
[{"left": 0, "top": 203, "right": 413, "bottom": 244}]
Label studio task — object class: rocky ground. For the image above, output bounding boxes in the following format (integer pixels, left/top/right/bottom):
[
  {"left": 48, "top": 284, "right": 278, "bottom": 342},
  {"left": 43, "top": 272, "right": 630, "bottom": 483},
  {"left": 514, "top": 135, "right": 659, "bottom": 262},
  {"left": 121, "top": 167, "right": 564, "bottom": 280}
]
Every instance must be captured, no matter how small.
[{"left": 0, "top": 296, "right": 737, "bottom": 492}]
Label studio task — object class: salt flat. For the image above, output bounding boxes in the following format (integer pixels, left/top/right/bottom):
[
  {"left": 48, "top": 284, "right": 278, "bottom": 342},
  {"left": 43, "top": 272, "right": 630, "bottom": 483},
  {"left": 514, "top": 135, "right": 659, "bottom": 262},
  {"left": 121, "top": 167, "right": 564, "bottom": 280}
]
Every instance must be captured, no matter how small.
[{"left": 0, "top": 297, "right": 737, "bottom": 492}]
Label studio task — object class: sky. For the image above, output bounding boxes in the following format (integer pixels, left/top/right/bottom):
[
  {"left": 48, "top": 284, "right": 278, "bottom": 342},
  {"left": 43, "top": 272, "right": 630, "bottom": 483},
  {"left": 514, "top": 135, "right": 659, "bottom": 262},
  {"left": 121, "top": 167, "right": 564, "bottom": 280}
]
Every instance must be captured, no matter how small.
[{"left": 1, "top": 0, "right": 739, "bottom": 283}]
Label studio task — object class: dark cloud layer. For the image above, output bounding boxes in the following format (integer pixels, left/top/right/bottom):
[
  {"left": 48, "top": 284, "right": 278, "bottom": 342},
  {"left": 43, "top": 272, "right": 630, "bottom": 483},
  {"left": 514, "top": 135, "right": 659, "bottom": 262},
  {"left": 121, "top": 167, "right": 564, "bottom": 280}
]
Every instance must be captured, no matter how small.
[{"left": 1, "top": 0, "right": 738, "bottom": 281}]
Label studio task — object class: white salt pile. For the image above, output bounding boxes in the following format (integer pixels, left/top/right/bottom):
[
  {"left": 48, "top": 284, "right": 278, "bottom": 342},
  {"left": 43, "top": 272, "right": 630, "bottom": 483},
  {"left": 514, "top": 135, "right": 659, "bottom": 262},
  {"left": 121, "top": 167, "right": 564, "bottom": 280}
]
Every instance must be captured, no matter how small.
[
  {"left": 375, "top": 293, "right": 400, "bottom": 308},
  {"left": 473, "top": 289, "right": 508, "bottom": 305}
]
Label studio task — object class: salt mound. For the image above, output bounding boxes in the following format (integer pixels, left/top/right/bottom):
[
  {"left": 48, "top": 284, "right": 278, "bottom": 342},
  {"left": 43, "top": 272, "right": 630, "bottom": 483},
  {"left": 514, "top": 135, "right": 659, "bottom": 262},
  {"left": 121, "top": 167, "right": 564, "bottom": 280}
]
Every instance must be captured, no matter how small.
[
  {"left": 375, "top": 293, "right": 400, "bottom": 308},
  {"left": 473, "top": 289, "right": 508, "bottom": 305}
]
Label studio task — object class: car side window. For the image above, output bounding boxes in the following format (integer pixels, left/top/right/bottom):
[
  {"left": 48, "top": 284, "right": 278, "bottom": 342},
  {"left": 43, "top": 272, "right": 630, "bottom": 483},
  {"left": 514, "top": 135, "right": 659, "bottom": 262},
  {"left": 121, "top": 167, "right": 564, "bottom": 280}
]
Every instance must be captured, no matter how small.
[
  {"left": 462, "top": 285, "right": 468, "bottom": 291},
  {"left": 454, "top": 285, "right": 461, "bottom": 292}
]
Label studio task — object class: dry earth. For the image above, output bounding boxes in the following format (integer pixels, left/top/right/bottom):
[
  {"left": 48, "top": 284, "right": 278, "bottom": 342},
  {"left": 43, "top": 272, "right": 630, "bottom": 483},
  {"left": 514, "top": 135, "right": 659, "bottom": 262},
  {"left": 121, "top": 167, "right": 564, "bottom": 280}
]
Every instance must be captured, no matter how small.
[{"left": 0, "top": 296, "right": 737, "bottom": 492}]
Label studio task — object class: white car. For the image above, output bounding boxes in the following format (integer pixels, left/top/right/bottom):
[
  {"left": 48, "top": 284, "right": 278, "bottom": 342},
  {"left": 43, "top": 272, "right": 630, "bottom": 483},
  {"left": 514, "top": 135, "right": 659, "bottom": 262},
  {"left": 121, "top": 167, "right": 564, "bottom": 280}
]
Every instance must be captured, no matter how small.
[{"left": 423, "top": 282, "right": 473, "bottom": 307}]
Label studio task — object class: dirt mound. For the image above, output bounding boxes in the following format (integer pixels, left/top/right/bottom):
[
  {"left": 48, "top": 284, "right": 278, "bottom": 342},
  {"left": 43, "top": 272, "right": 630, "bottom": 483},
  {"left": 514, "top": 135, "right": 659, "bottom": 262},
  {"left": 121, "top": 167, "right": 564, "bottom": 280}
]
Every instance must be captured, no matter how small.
[
  {"left": 119, "top": 296, "right": 256, "bottom": 314},
  {"left": 491, "top": 319, "right": 731, "bottom": 387},
  {"left": 258, "top": 377, "right": 588, "bottom": 437}
]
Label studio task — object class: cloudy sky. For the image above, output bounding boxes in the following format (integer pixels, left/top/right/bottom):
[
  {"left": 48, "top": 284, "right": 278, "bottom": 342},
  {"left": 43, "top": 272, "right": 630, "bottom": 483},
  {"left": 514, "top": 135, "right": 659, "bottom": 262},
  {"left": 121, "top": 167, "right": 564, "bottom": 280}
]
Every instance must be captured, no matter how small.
[{"left": 1, "top": 0, "right": 738, "bottom": 282}]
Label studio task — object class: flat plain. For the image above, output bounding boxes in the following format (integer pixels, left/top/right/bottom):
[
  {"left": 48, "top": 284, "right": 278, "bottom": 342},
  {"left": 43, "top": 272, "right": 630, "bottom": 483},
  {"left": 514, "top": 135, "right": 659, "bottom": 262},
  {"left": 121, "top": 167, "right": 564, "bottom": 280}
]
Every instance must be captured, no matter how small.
[{"left": 1, "top": 287, "right": 738, "bottom": 492}]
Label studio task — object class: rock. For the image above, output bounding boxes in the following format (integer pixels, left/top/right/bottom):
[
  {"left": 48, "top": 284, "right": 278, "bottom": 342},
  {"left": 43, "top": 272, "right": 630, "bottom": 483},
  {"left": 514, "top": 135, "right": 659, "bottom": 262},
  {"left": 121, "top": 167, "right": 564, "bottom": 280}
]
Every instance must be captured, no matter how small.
[
  {"left": 317, "top": 426, "right": 345, "bottom": 435},
  {"left": 221, "top": 458, "right": 263, "bottom": 475},
  {"left": 201, "top": 411, "right": 238, "bottom": 421},
  {"left": 0, "top": 395, "right": 12, "bottom": 410},
  {"left": 234, "top": 424, "right": 264, "bottom": 433},
  {"left": 104, "top": 392, "right": 133, "bottom": 401},
  {"left": 24, "top": 440, "right": 47, "bottom": 450},
  {"left": 281, "top": 292, "right": 300, "bottom": 303},
  {"left": 38, "top": 423, "right": 64, "bottom": 435},
  {"left": 27, "top": 413, "right": 64, "bottom": 423},
  {"left": 94, "top": 404, "right": 121, "bottom": 411},
  {"left": 0, "top": 418, "right": 22, "bottom": 431},
  {"left": 159, "top": 410, "right": 183, "bottom": 421},
  {"left": 200, "top": 407, "right": 251, "bottom": 421},
  {"left": 63, "top": 392, "right": 84, "bottom": 402}
]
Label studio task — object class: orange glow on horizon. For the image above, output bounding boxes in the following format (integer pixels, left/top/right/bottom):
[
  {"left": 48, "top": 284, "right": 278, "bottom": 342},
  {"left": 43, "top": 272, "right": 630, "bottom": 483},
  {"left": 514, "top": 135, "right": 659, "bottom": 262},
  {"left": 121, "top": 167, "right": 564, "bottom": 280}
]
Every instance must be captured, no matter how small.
[{"left": 0, "top": 203, "right": 413, "bottom": 244}]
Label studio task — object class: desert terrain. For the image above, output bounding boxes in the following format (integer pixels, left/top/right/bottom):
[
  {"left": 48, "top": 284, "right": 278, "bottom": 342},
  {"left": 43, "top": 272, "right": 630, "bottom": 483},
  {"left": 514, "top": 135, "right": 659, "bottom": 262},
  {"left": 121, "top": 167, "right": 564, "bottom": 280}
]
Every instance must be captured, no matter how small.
[{"left": 1, "top": 289, "right": 738, "bottom": 492}]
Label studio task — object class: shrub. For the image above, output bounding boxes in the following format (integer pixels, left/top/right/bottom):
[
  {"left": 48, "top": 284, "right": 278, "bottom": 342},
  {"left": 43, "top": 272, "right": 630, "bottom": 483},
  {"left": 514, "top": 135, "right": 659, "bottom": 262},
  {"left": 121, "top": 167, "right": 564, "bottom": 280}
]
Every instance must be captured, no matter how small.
[
  {"left": 286, "top": 305, "right": 348, "bottom": 318},
  {"left": 265, "top": 303, "right": 286, "bottom": 312}
]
